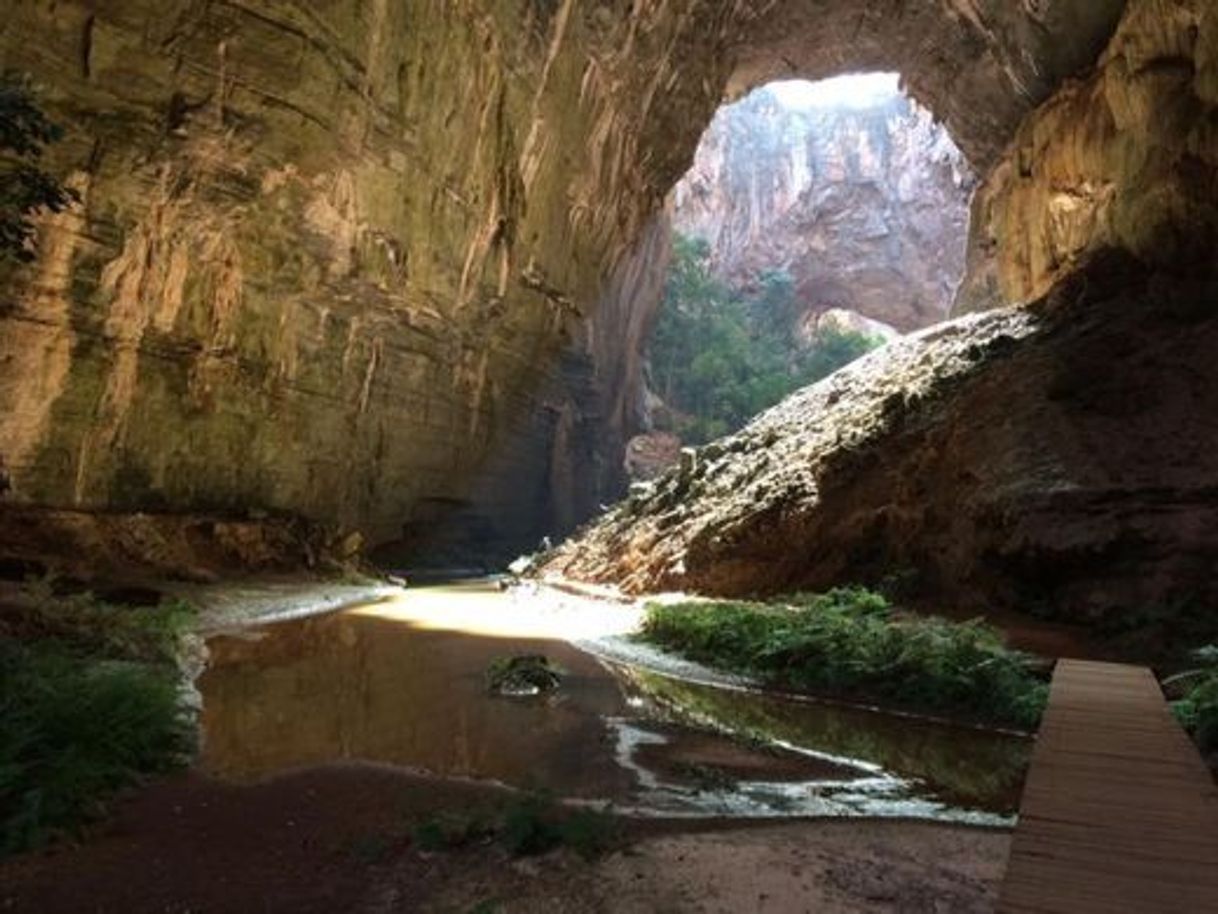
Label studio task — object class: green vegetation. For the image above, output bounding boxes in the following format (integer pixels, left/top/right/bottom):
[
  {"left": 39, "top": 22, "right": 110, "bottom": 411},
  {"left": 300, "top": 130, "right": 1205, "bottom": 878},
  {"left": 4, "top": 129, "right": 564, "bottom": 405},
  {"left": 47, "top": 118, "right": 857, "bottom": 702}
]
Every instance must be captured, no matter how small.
[
  {"left": 413, "top": 791, "right": 618, "bottom": 860},
  {"left": 11, "top": 577, "right": 195, "bottom": 664},
  {"left": 0, "top": 72, "right": 79, "bottom": 263},
  {"left": 638, "top": 588, "right": 1048, "bottom": 729},
  {"left": 648, "top": 234, "right": 883, "bottom": 443},
  {"left": 1, "top": 583, "right": 196, "bottom": 855},
  {"left": 1171, "top": 646, "right": 1218, "bottom": 756},
  {"left": 412, "top": 807, "right": 498, "bottom": 852}
]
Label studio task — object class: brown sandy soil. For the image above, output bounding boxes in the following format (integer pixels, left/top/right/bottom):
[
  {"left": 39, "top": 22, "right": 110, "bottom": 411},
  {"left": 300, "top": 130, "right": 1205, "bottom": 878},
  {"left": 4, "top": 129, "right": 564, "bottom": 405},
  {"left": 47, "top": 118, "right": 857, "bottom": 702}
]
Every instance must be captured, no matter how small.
[
  {"left": 410, "top": 820, "right": 1009, "bottom": 914},
  {"left": 0, "top": 764, "right": 1009, "bottom": 914}
]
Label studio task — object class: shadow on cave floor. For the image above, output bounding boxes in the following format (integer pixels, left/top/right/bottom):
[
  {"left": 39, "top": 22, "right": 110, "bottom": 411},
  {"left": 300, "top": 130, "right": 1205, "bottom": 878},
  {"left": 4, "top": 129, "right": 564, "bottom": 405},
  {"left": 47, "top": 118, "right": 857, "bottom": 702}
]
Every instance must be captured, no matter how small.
[{"left": 0, "top": 581, "right": 1027, "bottom": 913}]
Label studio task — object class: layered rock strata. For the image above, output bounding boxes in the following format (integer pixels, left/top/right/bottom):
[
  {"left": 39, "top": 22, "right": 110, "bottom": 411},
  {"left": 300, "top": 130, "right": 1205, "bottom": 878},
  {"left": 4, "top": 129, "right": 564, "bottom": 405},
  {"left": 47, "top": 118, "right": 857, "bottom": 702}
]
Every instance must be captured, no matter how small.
[
  {"left": 0, "top": 1, "right": 1129, "bottom": 568},
  {"left": 957, "top": 0, "right": 1218, "bottom": 311}
]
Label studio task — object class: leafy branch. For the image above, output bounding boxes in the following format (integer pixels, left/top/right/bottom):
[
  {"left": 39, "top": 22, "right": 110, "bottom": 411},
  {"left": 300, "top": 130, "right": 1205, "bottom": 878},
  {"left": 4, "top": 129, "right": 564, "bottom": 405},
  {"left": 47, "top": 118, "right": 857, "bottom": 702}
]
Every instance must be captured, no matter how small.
[{"left": 0, "top": 71, "right": 79, "bottom": 264}]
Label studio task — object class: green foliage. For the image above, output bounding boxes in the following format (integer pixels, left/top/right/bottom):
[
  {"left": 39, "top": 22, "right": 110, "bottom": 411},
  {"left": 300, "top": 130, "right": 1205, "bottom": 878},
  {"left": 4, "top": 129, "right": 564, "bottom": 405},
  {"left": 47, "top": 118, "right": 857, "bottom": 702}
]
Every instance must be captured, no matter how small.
[
  {"left": 648, "top": 233, "right": 883, "bottom": 444},
  {"left": 348, "top": 830, "right": 397, "bottom": 864},
  {"left": 416, "top": 792, "right": 619, "bottom": 861},
  {"left": 0, "top": 72, "right": 79, "bottom": 263},
  {"left": 554, "top": 805, "right": 619, "bottom": 861},
  {"left": 499, "top": 792, "right": 618, "bottom": 860},
  {"left": 0, "top": 582, "right": 196, "bottom": 856},
  {"left": 0, "top": 643, "right": 192, "bottom": 855},
  {"left": 639, "top": 588, "right": 1048, "bottom": 729},
  {"left": 412, "top": 809, "right": 497, "bottom": 852},
  {"left": 1171, "top": 646, "right": 1218, "bottom": 755},
  {"left": 14, "top": 578, "right": 195, "bottom": 665}
]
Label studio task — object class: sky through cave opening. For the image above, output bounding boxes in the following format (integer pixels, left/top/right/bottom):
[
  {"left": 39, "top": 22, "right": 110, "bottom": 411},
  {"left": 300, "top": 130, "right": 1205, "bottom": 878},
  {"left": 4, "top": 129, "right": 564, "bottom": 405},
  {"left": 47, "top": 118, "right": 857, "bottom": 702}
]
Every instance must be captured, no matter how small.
[{"left": 630, "top": 74, "right": 974, "bottom": 475}]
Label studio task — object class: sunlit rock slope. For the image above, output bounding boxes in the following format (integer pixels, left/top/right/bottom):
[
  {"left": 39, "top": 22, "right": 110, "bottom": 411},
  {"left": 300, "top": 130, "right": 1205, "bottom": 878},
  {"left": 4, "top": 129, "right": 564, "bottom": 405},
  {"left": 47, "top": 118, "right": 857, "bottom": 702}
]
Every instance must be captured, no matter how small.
[{"left": 539, "top": 255, "right": 1218, "bottom": 625}]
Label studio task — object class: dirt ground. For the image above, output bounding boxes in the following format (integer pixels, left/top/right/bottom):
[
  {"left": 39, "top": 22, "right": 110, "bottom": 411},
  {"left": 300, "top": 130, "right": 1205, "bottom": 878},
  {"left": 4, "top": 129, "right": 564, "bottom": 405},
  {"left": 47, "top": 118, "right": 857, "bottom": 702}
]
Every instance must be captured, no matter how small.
[
  {"left": 411, "top": 819, "right": 1008, "bottom": 914},
  {"left": 1, "top": 764, "right": 1010, "bottom": 914}
]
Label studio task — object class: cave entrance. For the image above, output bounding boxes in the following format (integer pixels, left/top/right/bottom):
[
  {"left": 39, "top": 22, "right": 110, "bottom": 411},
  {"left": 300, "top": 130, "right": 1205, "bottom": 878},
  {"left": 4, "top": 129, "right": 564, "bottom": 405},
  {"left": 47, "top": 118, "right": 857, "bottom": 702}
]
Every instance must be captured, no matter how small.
[{"left": 631, "top": 74, "right": 973, "bottom": 473}]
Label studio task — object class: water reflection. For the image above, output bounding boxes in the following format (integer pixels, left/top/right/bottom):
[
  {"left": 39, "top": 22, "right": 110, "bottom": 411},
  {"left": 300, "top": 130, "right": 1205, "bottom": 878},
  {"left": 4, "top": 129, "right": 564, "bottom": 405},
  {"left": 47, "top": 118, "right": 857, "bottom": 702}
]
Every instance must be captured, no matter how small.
[
  {"left": 617, "top": 668, "right": 1031, "bottom": 812},
  {"left": 200, "top": 608, "right": 633, "bottom": 798},
  {"left": 199, "top": 584, "right": 1029, "bottom": 822}
]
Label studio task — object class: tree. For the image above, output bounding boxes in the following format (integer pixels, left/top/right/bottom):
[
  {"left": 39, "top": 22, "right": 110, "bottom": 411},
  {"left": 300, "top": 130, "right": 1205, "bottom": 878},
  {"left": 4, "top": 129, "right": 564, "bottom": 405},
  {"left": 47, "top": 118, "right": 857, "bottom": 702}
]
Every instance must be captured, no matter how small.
[
  {"left": 0, "top": 72, "right": 78, "bottom": 263},
  {"left": 647, "top": 232, "right": 884, "bottom": 445},
  {"left": 750, "top": 268, "right": 797, "bottom": 339}
]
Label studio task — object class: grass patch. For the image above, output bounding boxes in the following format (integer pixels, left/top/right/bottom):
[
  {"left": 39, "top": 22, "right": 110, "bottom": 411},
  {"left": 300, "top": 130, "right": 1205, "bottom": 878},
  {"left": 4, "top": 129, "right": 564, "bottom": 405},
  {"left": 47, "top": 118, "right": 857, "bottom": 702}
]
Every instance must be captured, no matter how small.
[
  {"left": 1, "top": 582, "right": 196, "bottom": 855},
  {"left": 414, "top": 792, "right": 619, "bottom": 861},
  {"left": 500, "top": 793, "right": 618, "bottom": 860},
  {"left": 412, "top": 808, "right": 498, "bottom": 852},
  {"left": 638, "top": 587, "right": 1048, "bottom": 729}
]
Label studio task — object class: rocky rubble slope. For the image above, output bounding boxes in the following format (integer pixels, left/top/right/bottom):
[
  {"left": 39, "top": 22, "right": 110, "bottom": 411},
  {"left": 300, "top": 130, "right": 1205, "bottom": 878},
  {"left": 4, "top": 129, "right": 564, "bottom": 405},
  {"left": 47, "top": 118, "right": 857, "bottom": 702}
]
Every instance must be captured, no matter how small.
[{"left": 539, "top": 255, "right": 1218, "bottom": 625}]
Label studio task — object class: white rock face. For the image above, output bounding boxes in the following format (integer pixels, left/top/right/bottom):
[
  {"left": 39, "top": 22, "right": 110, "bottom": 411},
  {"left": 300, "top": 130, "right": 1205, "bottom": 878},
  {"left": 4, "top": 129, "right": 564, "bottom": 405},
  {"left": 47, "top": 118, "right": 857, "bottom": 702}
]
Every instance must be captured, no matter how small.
[{"left": 673, "top": 85, "right": 975, "bottom": 333}]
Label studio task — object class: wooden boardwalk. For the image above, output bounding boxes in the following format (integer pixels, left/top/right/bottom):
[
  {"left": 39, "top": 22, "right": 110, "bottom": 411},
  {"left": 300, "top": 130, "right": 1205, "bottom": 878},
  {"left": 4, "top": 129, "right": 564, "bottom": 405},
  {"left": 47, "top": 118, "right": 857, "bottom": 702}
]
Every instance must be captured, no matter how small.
[{"left": 998, "top": 659, "right": 1218, "bottom": 912}]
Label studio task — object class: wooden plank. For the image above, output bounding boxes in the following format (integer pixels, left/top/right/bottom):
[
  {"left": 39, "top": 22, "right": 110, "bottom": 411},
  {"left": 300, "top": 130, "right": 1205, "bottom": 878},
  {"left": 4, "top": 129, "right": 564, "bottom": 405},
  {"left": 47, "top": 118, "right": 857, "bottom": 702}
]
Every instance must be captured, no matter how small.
[{"left": 997, "top": 659, "right": 1218, "bottom": 913}]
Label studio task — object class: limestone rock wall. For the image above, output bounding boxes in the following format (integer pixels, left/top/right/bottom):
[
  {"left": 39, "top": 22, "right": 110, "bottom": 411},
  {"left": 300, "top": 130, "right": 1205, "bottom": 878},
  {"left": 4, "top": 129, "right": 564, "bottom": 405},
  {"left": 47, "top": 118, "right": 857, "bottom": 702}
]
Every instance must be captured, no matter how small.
[
  {"left": 539, "top": 0, "right": 1218, "bottom": 627},
  {"left": 0, "top": 0, "right": 701, "bottom": 560},
  {"left": 673, "top": 88, "right": 972, "bottom": 332},
  {"left": 957, "top": 0, "right": 1218, "bottom": 311},
  {"left": 0, "top": 0, "right": 1128, "bottom": 565}
]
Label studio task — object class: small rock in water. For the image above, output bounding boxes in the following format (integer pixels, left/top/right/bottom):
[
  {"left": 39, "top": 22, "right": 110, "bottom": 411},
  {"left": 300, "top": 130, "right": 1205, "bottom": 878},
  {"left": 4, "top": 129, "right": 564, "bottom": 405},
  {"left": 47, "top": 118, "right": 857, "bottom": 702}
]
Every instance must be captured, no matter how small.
[{"left": 486, "top": 654, "right": 563, "bottom": 696}]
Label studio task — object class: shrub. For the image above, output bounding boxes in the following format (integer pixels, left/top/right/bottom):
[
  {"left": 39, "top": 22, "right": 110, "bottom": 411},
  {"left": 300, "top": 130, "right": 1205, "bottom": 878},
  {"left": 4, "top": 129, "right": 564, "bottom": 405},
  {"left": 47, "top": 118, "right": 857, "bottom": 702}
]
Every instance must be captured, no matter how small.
[
  {"left": 0, "top": 72, "right": 79, "bottom": 263},
  {"left": 639, "top": 588, "right": 1048, "bottom": 729},
  {"left": 1171, "top": 646, "right": 1218, "bottom": 756},
  {"left": 1, "top": 584, "right": 197, "bottom": 855},
  {"left": 12, "top": 579, "right": 195, "bottom": 665},
  {"left": 1, "top": 643, "right": 192, "bottom": 854},
  {"left": 416, "top": 792, "right": 619, "bottom": 861},
  {"left": 647, "top": 233, "right": 883, "bottom": 445},
  {"left": 499, "top": 792, "right": 618, "bottom": 860},
  {"left": 412, "top": 809, "right": 497, "bottom": 852}
]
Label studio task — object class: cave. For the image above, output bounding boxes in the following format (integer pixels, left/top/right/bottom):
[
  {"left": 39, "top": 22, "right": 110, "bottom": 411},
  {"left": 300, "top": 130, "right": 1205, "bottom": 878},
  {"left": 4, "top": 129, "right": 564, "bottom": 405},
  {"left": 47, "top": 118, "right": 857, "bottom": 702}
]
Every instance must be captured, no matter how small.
[
  {"left": 673, "top": 73, "right": 972, "bottom": 334},
  {"left": 2, "top": 1, "right": 1217, "bottom": 909},
  {"left": 0, "top": 0, "right": 1142, "bottom": 576},
  {"left": 629, "top": 72, "right": 974, "bottom": 466}
]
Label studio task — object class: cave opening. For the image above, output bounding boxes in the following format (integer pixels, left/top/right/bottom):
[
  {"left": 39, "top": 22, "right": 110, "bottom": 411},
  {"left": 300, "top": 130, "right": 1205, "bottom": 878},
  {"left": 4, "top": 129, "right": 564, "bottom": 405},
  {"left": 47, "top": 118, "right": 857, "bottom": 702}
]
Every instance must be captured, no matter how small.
[
  {"left": 4, "top": 2, "right": 1218, "bottom": 906},
  {"left": 630, "top": 73, "right": 974, "bottom": 476}
]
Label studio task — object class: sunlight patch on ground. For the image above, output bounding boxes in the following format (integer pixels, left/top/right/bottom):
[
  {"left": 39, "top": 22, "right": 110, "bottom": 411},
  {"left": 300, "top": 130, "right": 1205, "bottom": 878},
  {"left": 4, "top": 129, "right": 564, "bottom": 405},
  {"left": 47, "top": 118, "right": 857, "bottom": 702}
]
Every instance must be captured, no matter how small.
[{"left": 349, "top": 580, "right": 645, "bottom": 641}]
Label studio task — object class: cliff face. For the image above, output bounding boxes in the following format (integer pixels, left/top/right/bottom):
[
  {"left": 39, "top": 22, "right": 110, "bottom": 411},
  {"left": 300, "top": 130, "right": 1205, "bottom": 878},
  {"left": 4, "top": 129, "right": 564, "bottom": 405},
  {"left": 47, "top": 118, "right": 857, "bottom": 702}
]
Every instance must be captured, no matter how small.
[
  {"left": 956, "top": 0, "right": 1218, "bottom": 311},
  {"left": 540, "top": 255, "right": 1218, "bottom": 625},
  {"left": 540, "top": 0, "right": 1218, "bottom": 626},
  {"left": 0, "top": 0, "right": 1128, "bottom": 570},
  {"left": 0, "top": 1, "right": 680, "bottom": 564},
  {"left": 673, "top": 88, "right": 972, "bottom": 333}
]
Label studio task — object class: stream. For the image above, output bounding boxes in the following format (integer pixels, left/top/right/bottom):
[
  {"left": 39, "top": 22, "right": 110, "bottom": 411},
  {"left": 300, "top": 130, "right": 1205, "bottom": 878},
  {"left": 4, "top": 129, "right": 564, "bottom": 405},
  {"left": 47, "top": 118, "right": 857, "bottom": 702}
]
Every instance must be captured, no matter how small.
[{"left": 197, "top": 581, "right": 1030, "bottom": 825}]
